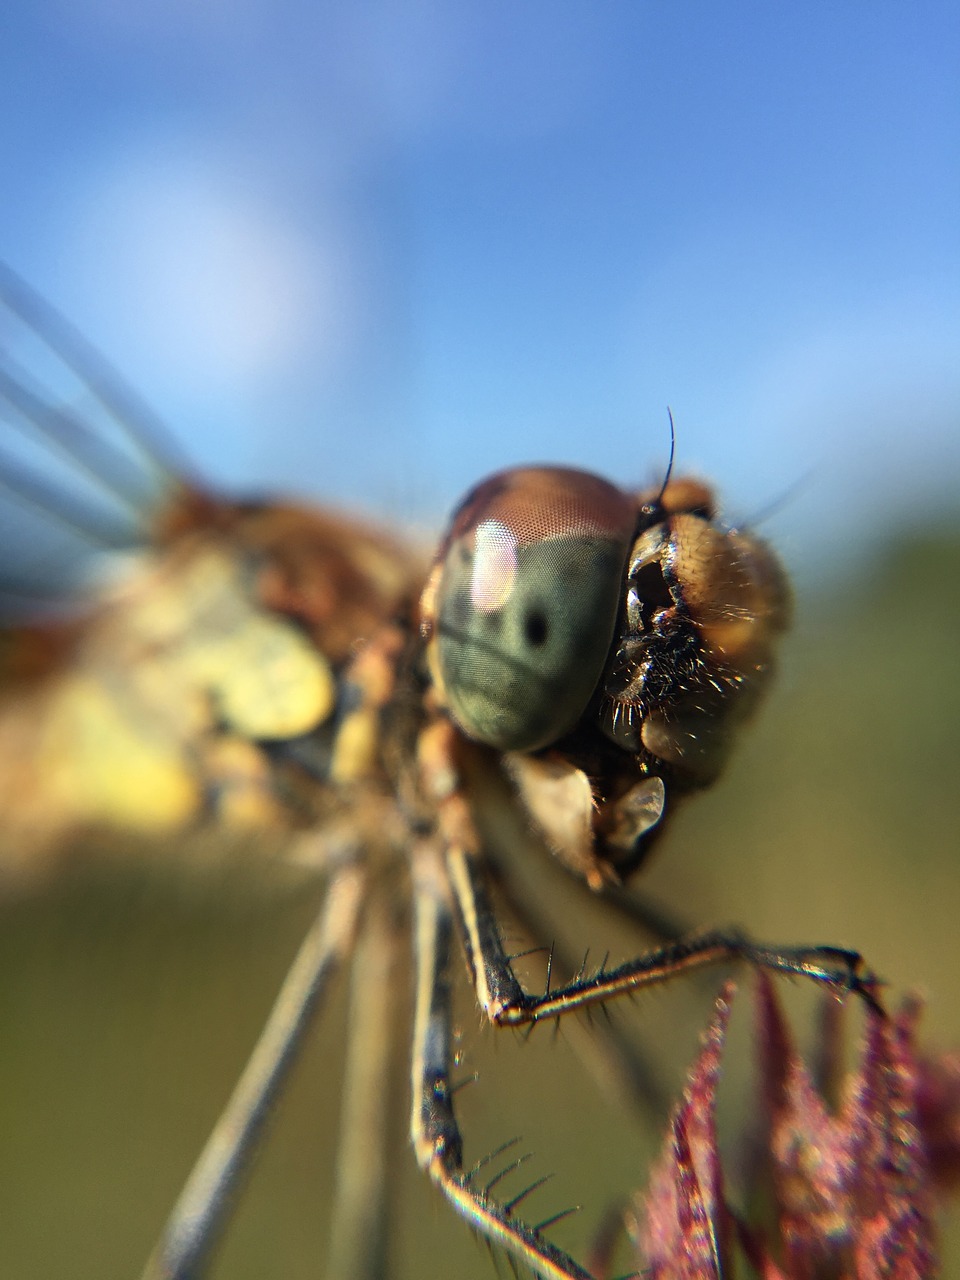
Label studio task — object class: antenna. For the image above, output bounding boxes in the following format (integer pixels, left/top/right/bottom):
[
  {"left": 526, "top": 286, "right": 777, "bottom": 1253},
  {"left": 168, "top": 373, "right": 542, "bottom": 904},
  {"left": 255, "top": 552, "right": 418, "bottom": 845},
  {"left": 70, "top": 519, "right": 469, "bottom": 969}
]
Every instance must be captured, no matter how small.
[{"left": 646, "top": 406, "right": 676, "bottom": 513}]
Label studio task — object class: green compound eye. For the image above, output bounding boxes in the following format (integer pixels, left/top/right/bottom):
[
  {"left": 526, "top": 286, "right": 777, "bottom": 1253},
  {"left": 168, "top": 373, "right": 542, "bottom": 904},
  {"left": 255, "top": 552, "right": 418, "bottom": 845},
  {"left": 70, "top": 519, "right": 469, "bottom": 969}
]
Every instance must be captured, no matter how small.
[{"left": 428, "top": 467, "right": 638, "bottom": 752}]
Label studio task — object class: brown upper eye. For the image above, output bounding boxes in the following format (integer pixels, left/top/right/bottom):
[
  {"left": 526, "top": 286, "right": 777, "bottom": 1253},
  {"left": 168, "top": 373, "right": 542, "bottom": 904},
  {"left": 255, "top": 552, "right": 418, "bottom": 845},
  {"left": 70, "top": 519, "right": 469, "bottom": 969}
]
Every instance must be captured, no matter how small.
[{"left": 426, "top": 466, "right": 637, "bottom": 751}]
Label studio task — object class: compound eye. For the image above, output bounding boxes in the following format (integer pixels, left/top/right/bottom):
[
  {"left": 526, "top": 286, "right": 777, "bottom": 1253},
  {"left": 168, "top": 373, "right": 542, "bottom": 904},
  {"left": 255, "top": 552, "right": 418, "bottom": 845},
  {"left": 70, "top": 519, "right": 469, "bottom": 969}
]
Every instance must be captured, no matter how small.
[{"left": 427, "top": 466, "right": 637, "bottom": 751}]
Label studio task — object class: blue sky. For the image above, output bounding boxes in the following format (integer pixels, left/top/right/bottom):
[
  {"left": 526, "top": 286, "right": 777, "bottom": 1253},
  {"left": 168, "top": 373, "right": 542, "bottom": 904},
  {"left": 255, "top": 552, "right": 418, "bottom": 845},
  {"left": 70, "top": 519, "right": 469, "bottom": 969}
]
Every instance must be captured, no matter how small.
[{"left": 1, "top": 3, "right": 957, "bottom": 579}]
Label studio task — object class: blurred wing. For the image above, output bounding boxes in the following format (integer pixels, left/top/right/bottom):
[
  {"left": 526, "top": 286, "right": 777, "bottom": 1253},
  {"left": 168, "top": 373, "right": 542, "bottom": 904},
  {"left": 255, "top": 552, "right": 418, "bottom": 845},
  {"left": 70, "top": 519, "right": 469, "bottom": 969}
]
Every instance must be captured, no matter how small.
[{"left": 0, "top": 266, "right": 419, "bottom": 887}]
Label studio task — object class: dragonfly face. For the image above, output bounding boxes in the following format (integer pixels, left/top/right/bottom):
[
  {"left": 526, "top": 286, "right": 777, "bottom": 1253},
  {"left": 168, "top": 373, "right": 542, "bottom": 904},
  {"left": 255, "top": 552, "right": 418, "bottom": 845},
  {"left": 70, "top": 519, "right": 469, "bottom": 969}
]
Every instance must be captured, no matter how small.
[
  {"left": 0, "top": 266, "right": 876, "bottom": 1280},
  {"left": 422, "top": 463, "right": 790, "bottom": 883}
]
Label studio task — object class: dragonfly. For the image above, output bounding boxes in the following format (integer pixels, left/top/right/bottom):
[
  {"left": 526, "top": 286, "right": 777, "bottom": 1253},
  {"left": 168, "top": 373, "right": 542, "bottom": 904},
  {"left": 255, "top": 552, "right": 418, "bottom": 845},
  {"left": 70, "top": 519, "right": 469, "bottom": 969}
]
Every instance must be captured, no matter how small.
[{"left": 0, "top": 265, "right": 878, "bottom": 1280}]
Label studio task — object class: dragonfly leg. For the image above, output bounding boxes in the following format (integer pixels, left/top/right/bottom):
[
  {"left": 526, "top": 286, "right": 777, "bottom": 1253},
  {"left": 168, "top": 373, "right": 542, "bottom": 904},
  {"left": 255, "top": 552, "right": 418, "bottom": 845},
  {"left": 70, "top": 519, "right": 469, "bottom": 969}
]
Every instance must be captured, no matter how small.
[
  {"left": 486, "top": 854, "right": 673, "bottom": 1123},
  {"left": 446, "top": 836, "right": 879, "bottom": 1027},
  {"left": 139, "top": 861, "right": 365, "bottom": 1280},
  {"left": 409, "top": 839, "right": 594, "bottom": 1280},
  {"left": 325, "top": 892, "right": 400, "bottom": 1280}
]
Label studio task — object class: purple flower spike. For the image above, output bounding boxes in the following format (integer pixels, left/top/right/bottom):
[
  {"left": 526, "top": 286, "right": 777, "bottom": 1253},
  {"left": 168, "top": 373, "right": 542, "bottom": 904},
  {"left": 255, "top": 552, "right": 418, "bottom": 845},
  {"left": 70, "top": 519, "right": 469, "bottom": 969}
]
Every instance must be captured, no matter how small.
[{"left": 626, "top": 977, "right": 950, "bottom": 1280}]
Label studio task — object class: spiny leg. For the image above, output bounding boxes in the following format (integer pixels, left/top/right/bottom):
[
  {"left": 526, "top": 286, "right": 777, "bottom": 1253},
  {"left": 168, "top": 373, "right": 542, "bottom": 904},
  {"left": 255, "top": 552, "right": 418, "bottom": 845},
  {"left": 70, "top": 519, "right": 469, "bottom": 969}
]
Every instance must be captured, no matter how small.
[
  {"left": 419, "top": 717, "right": 878, "bottom": 1035},
  {"left": 486, "top": 854, "right": 672, "bottom": 1123},
  {"left": 445, "top": 842, "right": 880, "bottom": 1028},
  {"left": 409, "top": 840, "right": 594, "bottom": 1280},
  {"left": 416, "top": 717, "right": 878, "bottom": 1276},
  {"left": 325, "top": 892, "right": 401, "bottom": 1280},
  {"left": 139, "top": 862, "right": 365, "bottom": 1280}
]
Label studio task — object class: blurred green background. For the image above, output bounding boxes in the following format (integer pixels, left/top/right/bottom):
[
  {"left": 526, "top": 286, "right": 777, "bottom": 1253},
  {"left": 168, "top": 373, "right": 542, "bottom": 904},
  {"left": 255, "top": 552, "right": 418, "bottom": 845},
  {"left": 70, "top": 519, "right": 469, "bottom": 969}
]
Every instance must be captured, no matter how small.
[{"left": 0, "top": 511, "right": 957, "bottom": 1279}]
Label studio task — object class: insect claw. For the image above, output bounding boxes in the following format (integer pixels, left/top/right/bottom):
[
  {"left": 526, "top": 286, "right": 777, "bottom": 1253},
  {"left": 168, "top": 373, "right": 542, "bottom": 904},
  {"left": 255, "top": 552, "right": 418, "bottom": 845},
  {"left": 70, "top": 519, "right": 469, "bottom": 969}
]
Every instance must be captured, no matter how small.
[{"left": 853, "top": 973, "right": 887, "bottom": 1018}]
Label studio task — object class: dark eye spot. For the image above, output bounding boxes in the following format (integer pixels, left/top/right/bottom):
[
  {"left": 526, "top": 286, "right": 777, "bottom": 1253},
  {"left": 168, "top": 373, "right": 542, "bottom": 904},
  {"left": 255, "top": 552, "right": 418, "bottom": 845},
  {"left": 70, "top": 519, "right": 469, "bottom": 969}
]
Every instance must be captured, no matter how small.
[{"left": 525, "top": 609, "right": 549, "bottom": 648}]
